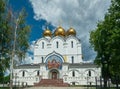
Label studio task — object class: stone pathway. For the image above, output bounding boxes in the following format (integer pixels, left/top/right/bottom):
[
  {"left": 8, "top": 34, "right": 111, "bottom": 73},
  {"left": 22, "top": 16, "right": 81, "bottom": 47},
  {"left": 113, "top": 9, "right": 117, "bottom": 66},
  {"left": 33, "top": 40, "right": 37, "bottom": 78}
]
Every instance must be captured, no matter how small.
[{"left": 24, "top": 87, "right": 87, "bottom": 89}]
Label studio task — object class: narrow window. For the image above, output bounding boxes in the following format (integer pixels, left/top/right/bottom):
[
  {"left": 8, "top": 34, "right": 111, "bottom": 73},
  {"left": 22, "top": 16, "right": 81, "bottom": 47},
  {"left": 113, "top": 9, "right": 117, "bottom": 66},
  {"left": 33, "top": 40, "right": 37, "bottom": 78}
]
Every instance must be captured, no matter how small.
[
  {"left": 72, "top": 56, "right": 74, "bottom": 63},
  {"left": 42, "top": 42, "right": 44, "bottom": 49},
  {"left": 71, "top": 41, "right": 73, "bottom": 48},
  {"left": 22, "top": 71, "right": 25, "bottom": 77},
  {"left": 42, "top": 57, "right": 44, "bottom": 63},
  {"left": 37, "top": 71, "right": 39, "bottom": 76},
  {"left": 88, "top": 70, "right": 91, "bottom": 76},
  {"left": 56, "top": 41, "right": 59, "bottom": 48},
  {"left": 72, "top": 71, "right": 75, "bottom": 77}
]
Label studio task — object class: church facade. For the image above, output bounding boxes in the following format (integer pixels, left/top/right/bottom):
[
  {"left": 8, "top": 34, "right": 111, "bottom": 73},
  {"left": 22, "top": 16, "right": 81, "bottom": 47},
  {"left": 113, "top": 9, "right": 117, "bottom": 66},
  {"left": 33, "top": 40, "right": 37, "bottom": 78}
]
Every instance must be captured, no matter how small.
[{"left": 13, "top": 26, "right": 101, "bottom": 86}]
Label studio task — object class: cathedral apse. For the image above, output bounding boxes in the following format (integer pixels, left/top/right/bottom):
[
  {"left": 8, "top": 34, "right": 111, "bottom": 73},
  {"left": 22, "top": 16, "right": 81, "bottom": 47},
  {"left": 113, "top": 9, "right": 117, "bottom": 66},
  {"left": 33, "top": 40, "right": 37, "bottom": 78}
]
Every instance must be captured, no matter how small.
[{"left": 45, "top": 54, "right": 63, "bottom": 70}]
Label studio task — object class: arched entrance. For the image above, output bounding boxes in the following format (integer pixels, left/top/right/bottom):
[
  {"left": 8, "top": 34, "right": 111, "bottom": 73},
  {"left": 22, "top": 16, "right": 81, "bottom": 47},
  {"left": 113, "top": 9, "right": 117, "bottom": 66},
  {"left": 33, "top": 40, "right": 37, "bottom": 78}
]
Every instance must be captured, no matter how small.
[{"left": 49, "top": 69, "right": 59, "bottom": 79}]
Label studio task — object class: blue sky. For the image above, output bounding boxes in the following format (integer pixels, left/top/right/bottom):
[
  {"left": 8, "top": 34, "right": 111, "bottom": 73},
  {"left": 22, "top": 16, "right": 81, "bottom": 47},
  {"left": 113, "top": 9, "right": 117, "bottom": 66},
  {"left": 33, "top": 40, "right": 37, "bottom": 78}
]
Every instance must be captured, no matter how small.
[
  {"left": 9, "top": 0, "right": 111, "bottom": 62},
  {"left": 9, "top": 0, "right": 46, "bottom": 41}
]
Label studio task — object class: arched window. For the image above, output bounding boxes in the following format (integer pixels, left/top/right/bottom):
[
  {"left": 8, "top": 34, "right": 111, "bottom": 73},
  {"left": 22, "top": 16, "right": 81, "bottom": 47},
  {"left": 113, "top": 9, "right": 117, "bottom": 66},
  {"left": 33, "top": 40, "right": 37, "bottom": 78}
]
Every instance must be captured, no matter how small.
[
  {"left": 56, "top": 41, "right": 59, "bottom": 48},
  {"left": 72, "top": 71, "right": 75, "bottom": 77},
  {"left": 22, "top": 71, "right": 25, "bottom": 77},
  {"left": 37, "top": 71, "right": 39, "bottom": 76},
  {"left": 71, "top": 41, "right": 73, "bottom": 48},
  {"left": 71, "top": 56, "right": 74, "bottom": 63},
  {"left": 88, "top": 70, "right": 91, "bottom": 76},
  {"left": 42, "top": 42, "right": 44, "bottom": 49},
  {"left": 42, "top": 57, "right": 44, "bottom": 63}
]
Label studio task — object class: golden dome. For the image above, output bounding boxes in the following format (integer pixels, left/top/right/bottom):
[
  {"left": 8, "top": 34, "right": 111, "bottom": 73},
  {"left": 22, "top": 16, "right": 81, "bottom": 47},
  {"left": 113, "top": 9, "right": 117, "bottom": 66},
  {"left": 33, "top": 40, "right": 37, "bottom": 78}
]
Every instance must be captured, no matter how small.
[
  {"left": 43, "top": 29, "right": 52, "bottom": 37},
  {"left": 54, "top": 26, "right": 65, "bottom": 36},
  {"left": 67, "top": 27, "right": 76, "bottom": 36}
]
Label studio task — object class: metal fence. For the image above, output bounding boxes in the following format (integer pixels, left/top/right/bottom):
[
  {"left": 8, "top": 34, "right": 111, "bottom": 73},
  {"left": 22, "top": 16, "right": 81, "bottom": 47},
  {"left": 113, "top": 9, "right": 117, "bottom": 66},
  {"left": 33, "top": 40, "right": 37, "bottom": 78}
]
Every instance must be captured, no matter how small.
[
  {"left": 0, "top": 81, "right": 28, "bottom": 89},
  {"left": 95, "top": 77, "right": 120, "bottom": 89}
]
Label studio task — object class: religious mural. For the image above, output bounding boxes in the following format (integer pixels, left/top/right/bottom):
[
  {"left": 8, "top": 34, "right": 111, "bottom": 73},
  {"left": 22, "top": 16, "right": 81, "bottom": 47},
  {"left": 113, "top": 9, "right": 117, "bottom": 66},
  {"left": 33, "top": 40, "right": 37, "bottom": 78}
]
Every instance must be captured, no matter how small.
[{"left": 46, "top": 54, "right": 63, "bottom": 70}]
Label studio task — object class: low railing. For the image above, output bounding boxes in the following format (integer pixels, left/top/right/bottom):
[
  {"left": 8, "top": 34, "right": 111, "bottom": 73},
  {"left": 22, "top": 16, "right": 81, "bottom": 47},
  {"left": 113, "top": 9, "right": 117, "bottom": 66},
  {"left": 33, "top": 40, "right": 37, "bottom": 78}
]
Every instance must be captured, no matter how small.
[
  {"left": 64, "top": 76, "right": 94, "bottom": 81},
  {"left": 63, "top": 76, "right": 96, "bottom": 85},
  {"left": 13, "top": 76, "right": 40, "bottom": 86}
]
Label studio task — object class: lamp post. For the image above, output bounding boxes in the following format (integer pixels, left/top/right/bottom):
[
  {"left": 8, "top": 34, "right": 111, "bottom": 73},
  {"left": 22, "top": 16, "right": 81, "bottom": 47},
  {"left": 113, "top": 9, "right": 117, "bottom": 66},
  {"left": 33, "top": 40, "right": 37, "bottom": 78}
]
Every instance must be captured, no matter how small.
[
  {"left": 87, "top": 74, "right": 89, "bottom": 89},
  {"left": 15, "top": 73, "right": 17, "bottom": 89},
  {"left": 10, "top": 19, "right": 18, "bottom": 89}
]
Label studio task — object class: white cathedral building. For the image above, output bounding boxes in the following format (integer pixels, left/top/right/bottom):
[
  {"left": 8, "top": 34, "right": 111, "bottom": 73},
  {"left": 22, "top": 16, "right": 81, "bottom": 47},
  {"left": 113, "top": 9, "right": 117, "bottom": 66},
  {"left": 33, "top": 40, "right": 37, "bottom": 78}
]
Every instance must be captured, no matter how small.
[{"left": 13, "top": 26, "right": 101, "bottom": 86}]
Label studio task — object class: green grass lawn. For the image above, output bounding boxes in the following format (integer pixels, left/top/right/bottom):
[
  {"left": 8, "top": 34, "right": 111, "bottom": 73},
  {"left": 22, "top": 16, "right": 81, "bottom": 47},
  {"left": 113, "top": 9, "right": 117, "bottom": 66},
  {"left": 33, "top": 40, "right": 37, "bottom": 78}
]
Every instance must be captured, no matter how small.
[
  {"left": 0, "top": 88, "right": 9, "bottom": 89},
  {"left": 88, "top": 87, "right": 117, "bottom": 89},
  {"left": 0, "top": 87, "right": 21, "bottom": 89}
]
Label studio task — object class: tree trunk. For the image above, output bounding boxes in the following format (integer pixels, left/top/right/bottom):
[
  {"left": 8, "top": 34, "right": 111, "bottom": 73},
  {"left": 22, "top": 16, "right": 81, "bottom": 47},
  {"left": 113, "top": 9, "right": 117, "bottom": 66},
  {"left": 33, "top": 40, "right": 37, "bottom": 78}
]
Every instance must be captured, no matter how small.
[{"left": 104, "top": 78, "right": 107, "bottom": 88}]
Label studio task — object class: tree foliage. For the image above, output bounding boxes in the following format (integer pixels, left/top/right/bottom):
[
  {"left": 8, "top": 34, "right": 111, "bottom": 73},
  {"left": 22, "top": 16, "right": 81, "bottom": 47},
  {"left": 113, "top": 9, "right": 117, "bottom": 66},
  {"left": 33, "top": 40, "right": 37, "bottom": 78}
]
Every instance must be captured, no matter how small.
[
  {"left": 0, "top": 0, "right": 31, "bottom": 81},
  {"left": 90, "top": 0, "right": 120, "bottom": 77},
  {"left": 14, "top": 9, "right": 31, "bottom": 63},
  {"left": 0, "top": 0, "right": 9, "bottom": 81}
]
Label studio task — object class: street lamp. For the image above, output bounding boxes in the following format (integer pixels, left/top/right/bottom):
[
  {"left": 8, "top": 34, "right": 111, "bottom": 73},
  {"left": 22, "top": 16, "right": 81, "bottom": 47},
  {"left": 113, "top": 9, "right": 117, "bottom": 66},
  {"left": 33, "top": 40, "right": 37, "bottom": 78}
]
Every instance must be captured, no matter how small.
[
  {"left": 15, "top": 73, "right": 17, "bottom": 89},
  {"left": 87, "top": 74, "right": 89, "bottom": 89}
]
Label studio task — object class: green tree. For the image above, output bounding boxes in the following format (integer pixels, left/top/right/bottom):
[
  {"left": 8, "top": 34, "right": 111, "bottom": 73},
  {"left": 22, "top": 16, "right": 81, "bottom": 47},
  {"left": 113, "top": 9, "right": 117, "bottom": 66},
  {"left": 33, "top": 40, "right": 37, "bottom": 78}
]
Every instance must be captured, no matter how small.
[
  {"left": 0, "top": 0, "right": 10, "bottom": 82},
  {"left": 90, "top": 0, "right": 120, "bottom": 87},
  {"left": 13, "top": 8, "right": 31, "bottom": 64},
  {"left": 0, "top": 0, "right": 31, "bottom": 83}
]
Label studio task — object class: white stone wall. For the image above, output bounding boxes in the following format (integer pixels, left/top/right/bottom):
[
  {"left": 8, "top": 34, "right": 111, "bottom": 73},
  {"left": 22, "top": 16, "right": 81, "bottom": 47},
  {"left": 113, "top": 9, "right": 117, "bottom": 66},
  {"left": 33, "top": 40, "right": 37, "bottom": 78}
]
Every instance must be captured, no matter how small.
[
  {"left": 13, "top": 68, "right": 40, "bottom": 86},
  {"left": 63, "top": 67, "right": 101, "bottom": 85},
  {"left": 34, "top": 36, "right": 82, "bottom": 64},
  {"left": 13, "top": 64, "right": 101, "bottom": 86}
]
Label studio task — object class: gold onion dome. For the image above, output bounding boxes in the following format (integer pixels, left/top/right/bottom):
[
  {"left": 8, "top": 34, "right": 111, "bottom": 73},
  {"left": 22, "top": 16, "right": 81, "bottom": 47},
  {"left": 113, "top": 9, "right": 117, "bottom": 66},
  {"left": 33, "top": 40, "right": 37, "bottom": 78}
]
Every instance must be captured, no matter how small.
[
  {"left": 43, "top": 29, "right": 52, "bottom": 37},
  {"left": 54, "top": 26, "right": 65, "bottom": 36},
  {"left": 67, "top": 27, "right": 76, "bottom": 36}
]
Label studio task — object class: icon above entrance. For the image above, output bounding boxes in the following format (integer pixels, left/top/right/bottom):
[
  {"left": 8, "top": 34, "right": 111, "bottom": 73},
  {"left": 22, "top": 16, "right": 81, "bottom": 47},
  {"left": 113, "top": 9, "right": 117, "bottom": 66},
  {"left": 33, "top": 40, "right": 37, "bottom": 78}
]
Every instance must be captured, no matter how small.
[{"left": 45, "top": 52, "right": 64, "bottom": 70}]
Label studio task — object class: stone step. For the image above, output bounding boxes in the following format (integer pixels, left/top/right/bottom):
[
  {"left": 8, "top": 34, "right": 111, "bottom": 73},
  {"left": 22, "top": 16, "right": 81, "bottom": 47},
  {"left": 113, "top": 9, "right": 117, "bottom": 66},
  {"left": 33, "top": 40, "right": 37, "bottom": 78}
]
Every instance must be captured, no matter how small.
[
  {"left": 34, "top": 79, "right": 69, "bottom": 87},
  {"left": 24, "top": 87, "right": 86, "bottom": 89}
]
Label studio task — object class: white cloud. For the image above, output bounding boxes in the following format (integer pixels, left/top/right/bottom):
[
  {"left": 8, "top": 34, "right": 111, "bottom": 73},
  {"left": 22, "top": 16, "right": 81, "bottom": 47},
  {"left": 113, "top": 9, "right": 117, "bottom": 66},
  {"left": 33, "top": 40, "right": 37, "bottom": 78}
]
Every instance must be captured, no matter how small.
[
  {"left": 19, "top": 41, "right": 35, "bottom": 64},
  {"left": 23, "top": 54, "right": 34, "bottom": 64},
  {"left": 29, "top": 41, "right": 35, "bottom": 53},
  {"left": 29, "top": 0, "right": 111, "bottom": 60}
]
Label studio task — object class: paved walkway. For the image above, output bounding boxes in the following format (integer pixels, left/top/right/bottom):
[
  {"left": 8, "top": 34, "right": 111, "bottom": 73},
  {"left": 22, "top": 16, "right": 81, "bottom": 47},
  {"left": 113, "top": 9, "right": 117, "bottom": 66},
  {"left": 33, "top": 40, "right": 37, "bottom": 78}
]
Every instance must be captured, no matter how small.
[{"left": 24, "top": 87, "right": 87, "bottom": 89}]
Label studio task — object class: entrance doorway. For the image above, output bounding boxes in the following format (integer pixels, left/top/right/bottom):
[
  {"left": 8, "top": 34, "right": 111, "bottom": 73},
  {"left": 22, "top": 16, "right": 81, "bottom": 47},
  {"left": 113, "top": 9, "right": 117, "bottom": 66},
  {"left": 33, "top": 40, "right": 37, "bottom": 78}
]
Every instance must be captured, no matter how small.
[
  {"left": 49, "top": 69, "right": 59, "bottom": 79},
  {"left": 52, "top": 72, "right": 57, "bottom": 79}
]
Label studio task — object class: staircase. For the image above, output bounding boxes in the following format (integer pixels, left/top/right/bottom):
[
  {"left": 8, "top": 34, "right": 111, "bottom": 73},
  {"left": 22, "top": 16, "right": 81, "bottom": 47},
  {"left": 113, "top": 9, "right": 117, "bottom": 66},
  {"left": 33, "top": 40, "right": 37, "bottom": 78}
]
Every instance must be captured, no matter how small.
[{"left": 34, "top": 79, "right": 69, "bottom": 87}]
